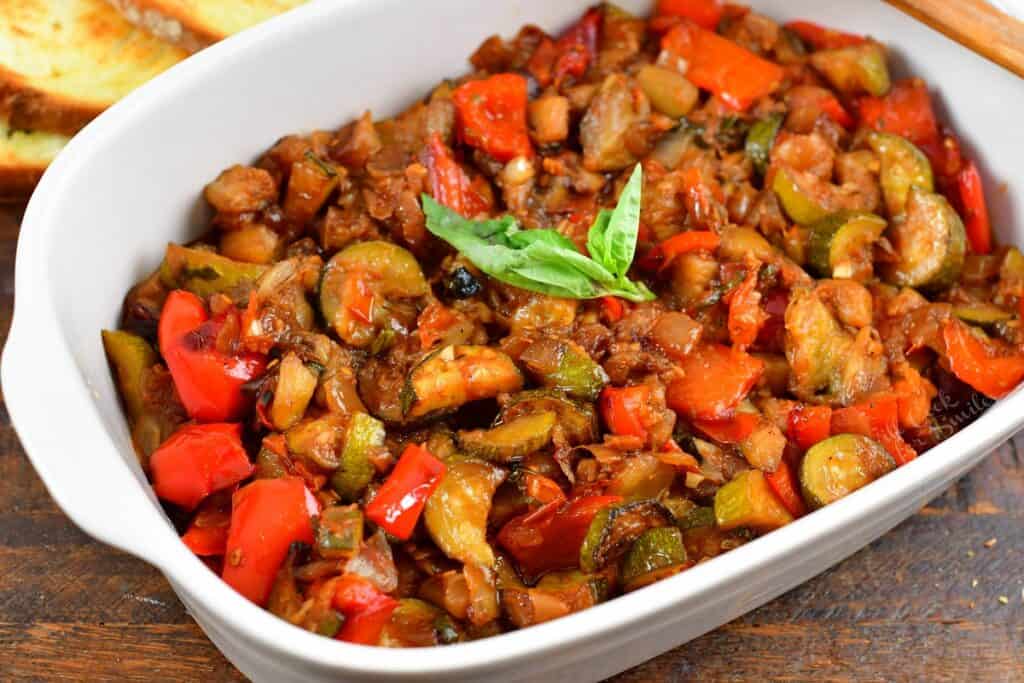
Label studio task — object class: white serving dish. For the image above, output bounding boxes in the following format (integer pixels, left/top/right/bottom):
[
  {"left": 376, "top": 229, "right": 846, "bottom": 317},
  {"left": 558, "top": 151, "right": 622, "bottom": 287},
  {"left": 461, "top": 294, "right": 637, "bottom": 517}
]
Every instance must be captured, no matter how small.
[{"left": 3, "top": 1, "right": 1023, "bottom": 680}]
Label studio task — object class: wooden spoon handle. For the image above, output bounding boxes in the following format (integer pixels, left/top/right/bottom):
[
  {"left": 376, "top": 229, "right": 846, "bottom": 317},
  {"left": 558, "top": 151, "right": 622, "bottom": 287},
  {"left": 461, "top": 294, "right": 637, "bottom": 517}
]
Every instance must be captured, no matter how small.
[{"left": 884, "top": 0, "right": 1024, "bottom": 78}]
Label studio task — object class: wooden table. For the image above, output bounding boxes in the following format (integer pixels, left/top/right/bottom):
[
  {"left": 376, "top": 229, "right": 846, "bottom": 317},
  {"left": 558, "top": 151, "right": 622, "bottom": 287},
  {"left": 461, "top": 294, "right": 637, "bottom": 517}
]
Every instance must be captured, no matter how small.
[{"left": 1, "top": 205, "right": 1021, "bottom": 682}]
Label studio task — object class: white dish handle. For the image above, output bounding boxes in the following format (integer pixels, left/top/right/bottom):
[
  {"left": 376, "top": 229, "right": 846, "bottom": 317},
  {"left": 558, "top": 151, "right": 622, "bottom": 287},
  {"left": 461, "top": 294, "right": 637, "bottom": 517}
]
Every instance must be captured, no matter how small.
[{"left": 2, "top": 312, "right": 180, "bottom": 569}]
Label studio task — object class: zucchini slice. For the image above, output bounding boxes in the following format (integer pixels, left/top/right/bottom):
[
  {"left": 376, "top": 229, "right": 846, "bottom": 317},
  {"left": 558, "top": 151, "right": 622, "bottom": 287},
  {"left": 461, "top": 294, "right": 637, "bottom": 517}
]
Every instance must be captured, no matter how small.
[
  {"left": 772, "top": 167, "right": 831, "bottom": 225},
  {"left": 378, "top": 599, "right": 462, "bottom": 647},
  {"left": 401, "top": 345, "right": 524, "bottom": 421},
  {"left": 159, "top": 243, "right": 267, "bottom": 298},
  {"left": 807, "top": 211, "right": 887, "bottom": 280},
  {"left": 519, "top": 338, "right": 608, "bottom": 401},
  {"left": 499, "top": 389, "right": 598, "bottom": 445},
  {"left": 799, "top": 433, "right": 896, "bottom": 509},
  {"left": 424, "top": 457, "right": 506, "bottom": 567},
  {"left": 714, "top": 469, "right": 794, "bottom": 532},
  {"left": 953, "top": 303, "right": 1012, "bottom": 327},
  {"left": 745, "top": 112, "right": 784, "bottom": 178},
  {"left": 457, "top": 412, "right": 557, "bottom": 463},
  {"left": 314, "top": 505, "right": 363, "bottom": 560},
  {"left": 867, "top": 132, "right": 934, "bottom": 217},
  {"left": 809, "top": 42, "right": 890, "bottom": 97},
  {"left": 621, "top": 527, "right": 688, "bottom": 591},
  {"left": 579, "top": 501, "right": 672, "bottom": 573},
  {"left": 883, "top": 187, "right": 966, "bottom": 291},
  {"left": 330, "top": 412, "right": 386, "bottom": 501}
]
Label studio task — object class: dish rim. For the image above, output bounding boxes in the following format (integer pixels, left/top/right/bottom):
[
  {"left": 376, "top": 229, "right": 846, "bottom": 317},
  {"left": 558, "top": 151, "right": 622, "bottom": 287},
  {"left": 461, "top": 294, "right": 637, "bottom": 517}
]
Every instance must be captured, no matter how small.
[{"left": 5, "top": 0, "right": 1024, "bottom": 676}]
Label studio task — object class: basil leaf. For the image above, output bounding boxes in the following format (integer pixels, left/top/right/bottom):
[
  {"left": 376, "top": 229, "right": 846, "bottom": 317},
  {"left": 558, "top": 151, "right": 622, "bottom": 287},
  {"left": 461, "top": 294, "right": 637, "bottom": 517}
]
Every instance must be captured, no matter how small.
[
  {"left": 587, "top": 164, "right": 642, "bottom": 278},
  {"left": 422, "top": 165, "right": 655, "bottom": 302}
]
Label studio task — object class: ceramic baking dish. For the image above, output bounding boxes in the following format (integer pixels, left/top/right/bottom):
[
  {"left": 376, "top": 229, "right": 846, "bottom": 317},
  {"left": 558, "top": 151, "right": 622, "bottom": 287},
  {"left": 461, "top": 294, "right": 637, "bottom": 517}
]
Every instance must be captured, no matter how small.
[{"left": 4, "top": 0, "right": 1023, "bottom": 680}]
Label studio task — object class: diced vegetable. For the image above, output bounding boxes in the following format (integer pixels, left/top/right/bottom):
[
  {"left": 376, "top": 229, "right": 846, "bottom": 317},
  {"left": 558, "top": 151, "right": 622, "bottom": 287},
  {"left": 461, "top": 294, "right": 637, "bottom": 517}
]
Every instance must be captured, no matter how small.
[
  {"left": 284, "top": 414, "right": 346, "bottom": 470},
  {"left": 772, "top": 167, "right": 830, "bottom": 225},
  {"left": 220, "top": 224, "right": 282, "bottom": 265},
  {"left": 499, "top": 390, "right": 598, "bottom": 445},
  {"left": 765, "top": 461, "right": 807, "bottom": 518},
  {"left": 528, "top": 96, "right": 571, "bottom": 144},
  {"left": 600, "top": 385, "right": 652, "bottom": 440},
  {"left": 181, "top": 493, "right": 232, "bottom": 556},
  {"left": 784, "top": 20, "right": 865, "bottom": 50},
  {"left": 727, "top": 265, "right": 768, "bottom": 347},
  {"left": 830, "top": 394, "right": 917, "bottom": 466},
  {"left": 621, "top": 527, "right": 688, "bottom": 591},
  {"left": 424, "top": 456, "right": 505, "bottom": 567},
  {"left": 333, "top": 574, "right": 399, "bottom": 645},
  {"left": 158, "top": 290, "right": 267, "bottom": 422},
  {"left": 269, "top": 353, "right": 318, "bottom": 431},
  {"left": 714, "top": 470, "right": 793, "bottom": 532},
  {"left": 452, "top": 73, "right": 532, "bottom": 162},
  {"left": 637, "top": 65, "right": 699, "bottom": 119},
  {"left": 497, "top": 495, "right": 622, "bottom": 578},
  {"left": 283, "top": 153, "right": 339, "bottom": 224},
  {"left": 953, "top": 303, "right": 1012, "bottom": 326},
  {"left": 744, "top": 113, "right": 784, "bottom": 177},
  {"left": 378, "top": 599, "right": 462, "bottom": 647},
  {"left": 809, "top": 42, "right": 890, "bottom": 97},
  {"left": 424, "top": 133, "right": 490, "bottom": 217},
  {"left": 315, "top": 505, "right": 364, "bottom": 560},
  {"left": 222, "top": 477, "right": 317, "bottom": 606},
  {"left": 798, "top": 433, "right": 895, "bottom": 509},
  {"left": 365, "top": 444, "right": 446, "bottom": 540},
  {"left": 159, "top": 243, "right": 267, "bottom": 298},
  {"left": 957, "top": 160, "right": 993, "bottom": 254},
  {"left": 677, "top": 505, "right": 716, "bottom": 531},
  {"left": 150, "top": 423, "right": 254, "bottom": 510},
  {"left": 330, "top": 413, "right": 386, "bottom": 502},
  {"left": 667, "top": 344, "right": 764, "bottom": 420},
  {"left": 519, "top": 338, "right": 608, "bottom": 401},
  {"left": 866, "top": 132, "right": 934, "bottom": 217},
  {"left": 457, "top": 412, "right": 556, "bottom": 463},
  {"left": 402, "top": 345, "right": 524, "bottom": 420},
  {"left": 857, "top": 78, "right": 938, "bottom": 147},
  {"left": 656, "top": 0, "right": 723, "bottom": 30},
  {"left": 806, "top": 211, "right": 887, "bottom": 280},
  {"left": 662, "top": 21, "right": 785, "bottom": 111},
  {"left": 320, "top": 241, "right": 429, "bottom": 348},
  {"left": 579, "top": 501, "right": 672, "bottom": 573},
  {"left": 787, "top": 404, "right": 833, "bottom": 450},
  {"left": 882, "top": 187, "right": 966, "bottom": 291},
  {"left": 942, "top": 319, "right": 1024, "bottom": 399},
  {"left": 580, "top": 74, "right": 649, "bottom": 171}
]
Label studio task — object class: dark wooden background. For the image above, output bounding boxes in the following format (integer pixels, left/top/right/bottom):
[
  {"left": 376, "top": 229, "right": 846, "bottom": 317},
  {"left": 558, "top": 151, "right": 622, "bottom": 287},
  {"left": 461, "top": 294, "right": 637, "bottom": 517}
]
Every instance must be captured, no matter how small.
[{"left": 1, "top": 205, "right": 1021, "bottom": 682}]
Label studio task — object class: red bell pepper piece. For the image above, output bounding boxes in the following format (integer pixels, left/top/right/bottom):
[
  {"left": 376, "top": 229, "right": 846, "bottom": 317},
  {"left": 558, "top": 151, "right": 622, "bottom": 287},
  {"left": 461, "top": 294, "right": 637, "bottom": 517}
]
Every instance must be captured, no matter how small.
[
  {"left": 655, "top": 0, "right": 723, "bottom": 31},
  {"left": 524, "top": 472, "right": 567, "bottom": 506},
  {"left": 639, "top": 230, "right": 720, "bottom": 271},
  {"left": 423, "top": 132, "right": 490, "bottom": 217},
  {"left": 150, "top": 423, "right": 253, "bottom": 510},
  {"left": 766, "top": 461, "right": 807, "bottom": 518},
  {"left": 857, "top": 78, "right": 939, "bottom": 148},
  {"left": 552, "top": 6, "right": 602, "bottom": 85},
  {"left": 601, "top": 296, "right": 626, "bottom": 323},
  {"left": 784, "top": 20, "right": 866, "bottom": 50},
  {"left": 693, "top": 412, "right": 759, "bottom": 444},
  {"left": 497, "top": 494, "right": 622, "bottom": 577},
  {"left": 662, "top": 21, "right": 785, "bottom": 111},
  {"left": 942, "top": 319, "right": 1024, "bottom": 399},
  {"left": 787, "top": 404, "right": 833, "bottom": 451},
  {"left": 222, "top": 477, "right": 317, "bottom": 606},
  {"left": 364, "top": 444, "right": 446, "bottom": 540},
  {"left": 727, "top": 265, "right": 768, "bottom": 348},
  {"left": 818, "top": 94, "right": 855, "bottom": 129},
  {"left": 831, "top": 394, "right": 917, "bottom": 466},
  {"left": 956, "top": 160, "right": 993, "bottom": 255},
  {"left": 658, "top": 439, "right": 702, "bottom": 473},
  {"left": 159, "top": 290, "right": 267, "bottom": 423},
  {"left": 599, "top": 385, "right": 652, "bottom": 439},
  {"left": 181, "top": 493, "right": 233, "bottom": 556},
  {"left": 667, "top": 344, "right": 764, "bottom": 420},
  {"left": 417, "top": 301, "right": 459, "bottom": 350},
  {"left": 452, "top": 74, "right": 532, "bottom": 162},
  {"left": 333, "top": 574, "right": 399, "bottom": 645}
]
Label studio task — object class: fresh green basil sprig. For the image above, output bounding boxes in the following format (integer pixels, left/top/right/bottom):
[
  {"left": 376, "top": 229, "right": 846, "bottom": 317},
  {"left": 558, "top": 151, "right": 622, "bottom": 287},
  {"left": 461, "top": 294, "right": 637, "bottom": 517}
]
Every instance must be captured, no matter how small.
[{"left": 422, "top": 164, "right": 655, "bottom": 302}]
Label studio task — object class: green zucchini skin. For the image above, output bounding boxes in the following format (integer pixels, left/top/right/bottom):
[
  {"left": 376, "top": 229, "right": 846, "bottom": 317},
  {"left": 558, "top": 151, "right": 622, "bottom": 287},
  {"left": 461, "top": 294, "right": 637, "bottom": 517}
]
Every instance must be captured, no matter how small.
[
  {"left": 799, "top": 433, "right": 896, "bottom": 509},
  {"left": 883, "top": 187, "right": 966, "bottom": 291}
]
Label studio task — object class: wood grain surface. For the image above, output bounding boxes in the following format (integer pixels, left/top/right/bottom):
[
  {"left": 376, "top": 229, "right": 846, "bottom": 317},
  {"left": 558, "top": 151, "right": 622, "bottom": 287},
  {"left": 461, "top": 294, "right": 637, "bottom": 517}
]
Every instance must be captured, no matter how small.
[{"left": 0, "top": 205, "right": 1022, "bottom": 682}]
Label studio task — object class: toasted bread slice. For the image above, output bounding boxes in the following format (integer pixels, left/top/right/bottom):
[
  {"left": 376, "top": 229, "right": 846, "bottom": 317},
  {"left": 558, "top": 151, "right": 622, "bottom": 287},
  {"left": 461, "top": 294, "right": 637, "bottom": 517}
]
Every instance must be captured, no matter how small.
[
  {"left": 106, "top": 0, "right": 309, "bottom": 52},
  {"left": 0, "top": 0, "right": 187, "bottom": 136},
  {"left": 0, "top": 118, "right": 69, "bottom": 201}
]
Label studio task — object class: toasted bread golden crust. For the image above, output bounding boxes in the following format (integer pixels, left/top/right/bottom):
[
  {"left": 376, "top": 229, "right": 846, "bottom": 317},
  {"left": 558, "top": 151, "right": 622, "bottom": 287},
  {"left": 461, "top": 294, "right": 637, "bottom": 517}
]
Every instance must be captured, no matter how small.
[
  {"left": 0, "top": 0, "right": 186, "bottom": 135},
  {"left": 0, "top": 119, "right": 68, "bottom": 201},
  {"left": 105, "top": 0, "right": 308, "bottom": 49},
  {"left": 104, "top": 0, "right": 216, "bottom": 53}
]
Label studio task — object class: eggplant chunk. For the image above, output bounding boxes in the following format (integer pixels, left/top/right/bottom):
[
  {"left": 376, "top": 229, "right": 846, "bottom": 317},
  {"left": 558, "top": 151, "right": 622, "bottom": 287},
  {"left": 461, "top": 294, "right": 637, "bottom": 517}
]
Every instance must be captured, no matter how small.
[
  {"left": 499, "top": 390, "right": 598, "bottom": 445},
  {"left": 882, "top": 187, "right": 966, "bottom": 291},
  {"left": 799, "top": 433, "right": 896, "bottom": 509},
  {"left": 424, "top": 458, "right": 506, "bottom": 567},
  {"left": 580, "top": 74, "right": 650, "bottom": 172},
  {"left": 159, "top": 243, "right": 267, "bottom": 298}
]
